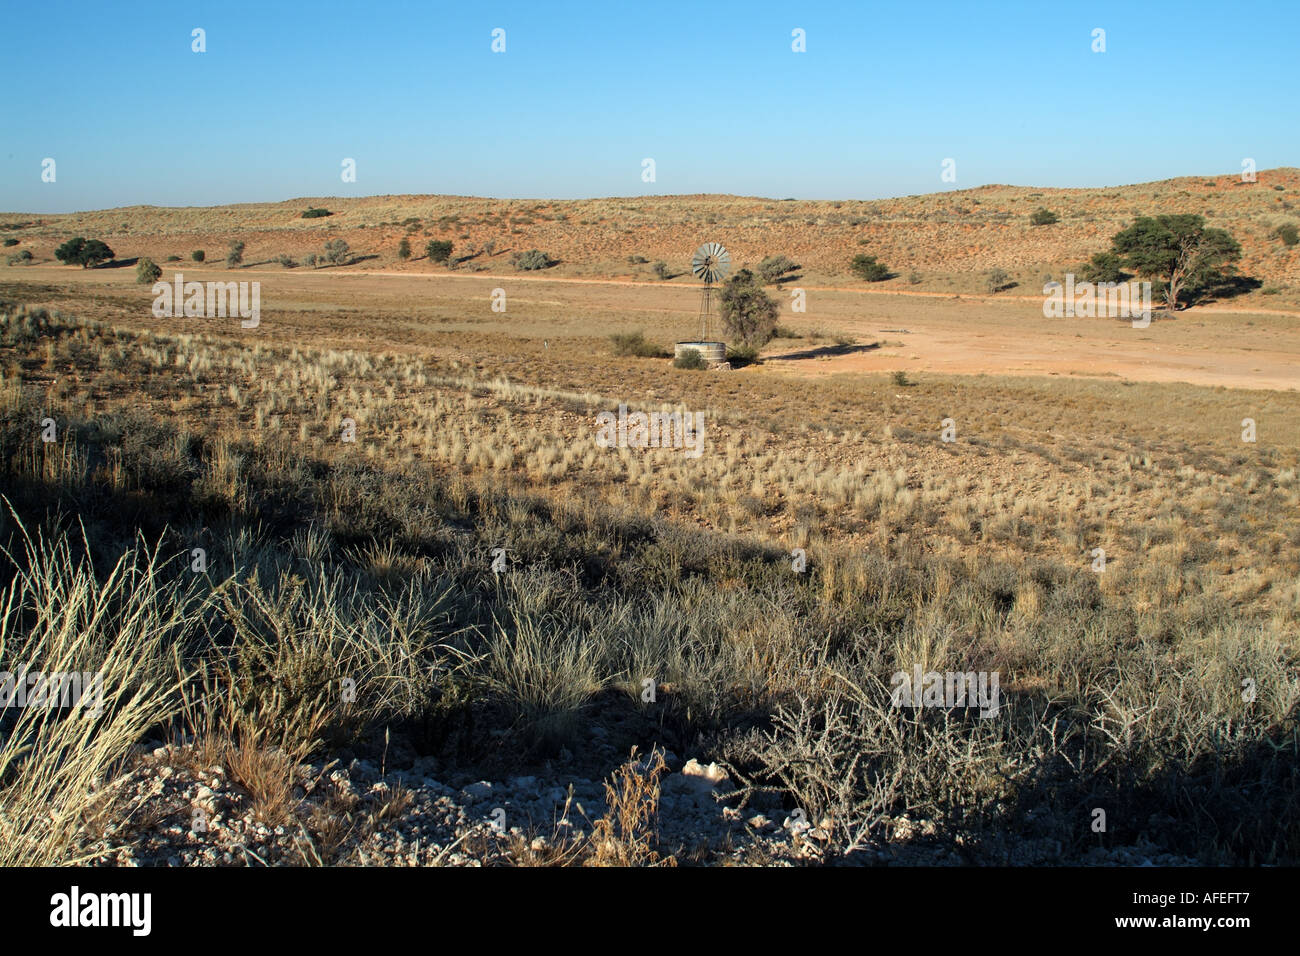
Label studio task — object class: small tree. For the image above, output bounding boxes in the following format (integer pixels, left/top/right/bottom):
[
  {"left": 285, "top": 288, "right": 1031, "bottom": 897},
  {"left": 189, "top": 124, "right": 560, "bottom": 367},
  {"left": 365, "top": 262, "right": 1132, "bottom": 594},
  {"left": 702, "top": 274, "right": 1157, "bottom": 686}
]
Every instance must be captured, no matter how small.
[
  {"left": 850, "top": 253, "right": 890, "bottom": 281},
  {"left": 652, "top": 261, "right": 670, "bottom": 280},
  {"left": 1275, "top": 223, "right": 1299, "bottom": 247},
  {"left": 426, "top": 239, "right": 453, "bottom": 263},
  {"left": 397, "top": 237, "right": 411, "bottom": 260},
  {"left": 986, "top": 269, "right": 1011, "bottom": 293},
  {"left": 323, "top": 239, "right": 350, "bottom": 266},
  {"left": 757, "top": 254, "right": 800, "bottom": 284},
  {"left": 304, "top": 253, "right": 318, "bottom": 268},
  {"left": 718, "top": 269, "right": 778, "bottom": 348},
  {"left": 135, "top": 257, "right": 161, "bottom": 284},
  {"left": 1029, "top": 208, "right": 1059, "bottom": 226},
  {"left": 226, "top": 241, "right": 245, "bottom": 268},
  {"left": 301, "top": 207, "right": 333, "bottom": 219},
  {"left": 191, "top": 249, "right": 205, "bottom": 262},
  {"left": 1109, "top": 214, "right": 1242, "bottom": 310},
  {"left": 55, "top": 237, "right": 114, "bottom": 268}
]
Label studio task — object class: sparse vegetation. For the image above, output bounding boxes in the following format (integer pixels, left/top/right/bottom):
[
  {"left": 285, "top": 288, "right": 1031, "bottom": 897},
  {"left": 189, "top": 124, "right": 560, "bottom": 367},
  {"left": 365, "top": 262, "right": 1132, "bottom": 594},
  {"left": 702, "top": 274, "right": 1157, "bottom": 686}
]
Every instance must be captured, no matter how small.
[
  {"left": 610, "top": 331, "right": 666, "bottom": 358},
  {"left": 1029, "top": 208, "right": 1059, "bottom": 226},
  {"left": 986, "top": 268, "right": 1011, "bottom": 293}
]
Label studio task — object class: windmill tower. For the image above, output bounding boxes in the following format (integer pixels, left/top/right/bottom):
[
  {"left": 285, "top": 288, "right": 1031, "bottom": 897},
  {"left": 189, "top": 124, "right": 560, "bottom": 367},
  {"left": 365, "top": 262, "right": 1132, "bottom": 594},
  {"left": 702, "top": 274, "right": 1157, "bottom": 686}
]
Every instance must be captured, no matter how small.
[{"left": 674, "top": 242, "right": 730, "bottom": 365}]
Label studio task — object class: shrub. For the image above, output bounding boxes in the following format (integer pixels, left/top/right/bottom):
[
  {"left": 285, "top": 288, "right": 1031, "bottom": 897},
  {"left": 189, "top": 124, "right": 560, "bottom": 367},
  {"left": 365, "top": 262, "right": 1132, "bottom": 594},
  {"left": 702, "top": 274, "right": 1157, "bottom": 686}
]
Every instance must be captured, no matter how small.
[
  {"left": 55, "top": 237, "right": 114, "bottom": 268},
  {"left": 397, "top": 238, "right": 411, "bottom": 260},
  {"left": 301, "top": 208, "right": 333, "bottom": 219},
  {"left": 726, "top": 343, "right": 759, "bottom": 366},
  {"left": 6, "top": 250, "right": 33, "bottom": 266},
  {"left": 2, "top": 239, "right": 18, "bottom": 247},
  {"left": 165, "top": 255, "right": 181, "bottom": 262},
  {"left": 426, "top": 240, "right": 453, "bottom": 264},
  {"left": 891, "top": 370, "right": 911, "bottom": 386},
  {"left": 276, "top": 253, "right": 296, "bottom": 268},
  {"left": 135, "top": 257, "right": 162, "bottom": 285},
  {"left": 850, "top": 254, "right": 891, "bottom": 282},
  {"left": 226, "top": 241, "right": 245, "bottom": 268},
  {"left": 627, "top": 255, "right": 649, "bottom": 265},
  {"left": 1275, "top": 223, "right": 1299, "bottom": 247},
  {"left": 719, "top": 269, "right": 779, "bottom": 348},
  {"left": 908, "top": 271, "right": 922, "bottom": 285},
  {"left": 323, "top": 239, "right": 349, "bottom": 266},
  {"left": 191, "top": 250, "right": 205, "bottom": 262},
  {"left": 673, "top": 348, "right": 707, "bottom": 370},
  {"left": 511, "top": 249, "right": 552, "bottom": 271},
  {"left": 652, "top": 261, "right": 670, "bottom": 280},
  {"left": 1030, "top": 208, "right": 1060, "bottom": 226},
  {"left": 610, "top": 331, "right": 666, "bottom": 358},
  {"left": 304, "top": 253, "right": 318, "bottom": 268},
  {"left": 757, "top": 254, "right": 800, "bottom": 284},
  {"left": 986, "top": 268, "right": 1011, "bottom": 293},
  {"left": 482, "top": 240, "right": 496, "bottom": 257}
]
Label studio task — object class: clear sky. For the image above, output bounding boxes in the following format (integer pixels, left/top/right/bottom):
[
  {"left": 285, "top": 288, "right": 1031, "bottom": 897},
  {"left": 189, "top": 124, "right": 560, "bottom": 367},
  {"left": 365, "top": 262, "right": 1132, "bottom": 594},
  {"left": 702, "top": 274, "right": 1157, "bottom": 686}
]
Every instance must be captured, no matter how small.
[{"left": 2, "top": 0, "right": 1296, "bottom": 212}]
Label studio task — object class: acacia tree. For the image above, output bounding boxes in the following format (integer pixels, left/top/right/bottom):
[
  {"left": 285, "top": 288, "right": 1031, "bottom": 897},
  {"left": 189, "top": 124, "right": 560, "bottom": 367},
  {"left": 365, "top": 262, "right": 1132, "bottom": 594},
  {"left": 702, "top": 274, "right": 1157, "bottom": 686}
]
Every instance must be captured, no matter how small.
[
  {"left": 1109, "top": 214, "right": 1241, "bottom": 310},
  {"left": 718, "top": 269, "right": 778, "bottom": 347},
  {"left": 54, "top": 237, "right": 114, "bottom": 268}
]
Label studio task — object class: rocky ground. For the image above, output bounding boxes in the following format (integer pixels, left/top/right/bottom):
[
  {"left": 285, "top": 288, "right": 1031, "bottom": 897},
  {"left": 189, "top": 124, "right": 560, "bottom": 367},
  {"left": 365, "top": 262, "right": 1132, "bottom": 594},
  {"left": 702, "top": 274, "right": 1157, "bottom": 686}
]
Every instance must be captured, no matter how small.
[{"left": 81, "top": 740, "right": 1203, "bottom": 867}]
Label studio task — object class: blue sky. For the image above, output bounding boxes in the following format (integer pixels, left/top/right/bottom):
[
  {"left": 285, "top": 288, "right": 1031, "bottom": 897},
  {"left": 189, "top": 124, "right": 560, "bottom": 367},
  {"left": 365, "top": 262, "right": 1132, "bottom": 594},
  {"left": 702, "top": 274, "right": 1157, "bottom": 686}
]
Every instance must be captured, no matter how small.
[{"left": 2, "top": 0, "right": 1296, "bottom": 211}]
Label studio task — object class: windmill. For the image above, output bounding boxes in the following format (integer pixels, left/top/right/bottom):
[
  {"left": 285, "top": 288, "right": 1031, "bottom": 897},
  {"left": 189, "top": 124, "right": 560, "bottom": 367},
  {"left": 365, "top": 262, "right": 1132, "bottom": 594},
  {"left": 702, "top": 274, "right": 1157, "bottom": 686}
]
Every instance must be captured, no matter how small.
[{"left": 691, "top": 242, "right": 730, "bottom": 341}]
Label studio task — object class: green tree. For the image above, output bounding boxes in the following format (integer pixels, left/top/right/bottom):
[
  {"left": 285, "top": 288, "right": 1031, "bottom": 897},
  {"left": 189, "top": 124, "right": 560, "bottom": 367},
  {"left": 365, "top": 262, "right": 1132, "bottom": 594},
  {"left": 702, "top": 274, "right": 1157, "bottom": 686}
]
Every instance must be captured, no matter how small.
[
  {"left": 1079, "top": 250, "right": 1128, "bottom": 284},
  {"left": 850, "top": 253, "right": 891, "bottom": 281},
  {"left": 135, "top": 257, "right": 161, "bottom": 284},
  {"left": 1109, "top": 214, "right": 1242, "bottom": 310},
  {"left": 226, "top": 240, "right": 245, "bottom": 268},
  {"left": 191, "top": 249, "right": 205, "bottom": 262},
  {"left": 54, "top": 237, "right": 114, "bottom": 268},
  {"left": 718, "top": 269, "right": 778, "bottom": 348},
  {"left": 397, "top": 237, "right": 411, "bottom": 260},
  {"left": 426, "top": 240, "right": 453, "bottom": 263}
]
